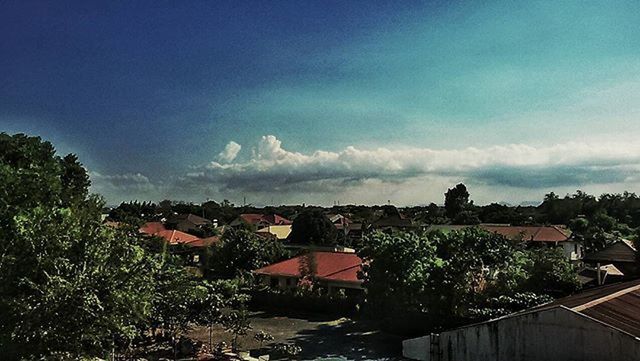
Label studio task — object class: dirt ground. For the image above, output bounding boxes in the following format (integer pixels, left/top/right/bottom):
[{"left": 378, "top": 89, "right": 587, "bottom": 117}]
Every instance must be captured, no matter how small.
[{"left": 187, "top": 310, "right": 404, "bottom": 360}]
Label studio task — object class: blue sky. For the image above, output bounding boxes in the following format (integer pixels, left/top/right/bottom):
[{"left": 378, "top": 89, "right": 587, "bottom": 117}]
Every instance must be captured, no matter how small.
[{"left": 2, "top": 1, "right": 640, "bottom": 206}]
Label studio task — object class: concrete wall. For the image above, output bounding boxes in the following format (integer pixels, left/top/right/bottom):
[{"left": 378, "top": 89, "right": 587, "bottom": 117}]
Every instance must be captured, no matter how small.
[
  {"left": 404, "top": 307, "right": 640, "bottom": 361},
  {"left": 561, "top": 241, "right": 584, "bottom": 261},
  {"left": 402, "top": 335, "right": 431, "bottom": 361}
]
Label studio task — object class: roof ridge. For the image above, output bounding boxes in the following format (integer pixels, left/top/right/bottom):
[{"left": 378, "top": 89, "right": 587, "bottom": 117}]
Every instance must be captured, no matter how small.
[
  {"left": 551, "top": 225, "right": 570, "bottom": 236},
  {"left": 573, "top": 284, "right": 640, "bottom": 312},
  {"left": 531, "top": 227, "right": 542, "bottom": 240}
]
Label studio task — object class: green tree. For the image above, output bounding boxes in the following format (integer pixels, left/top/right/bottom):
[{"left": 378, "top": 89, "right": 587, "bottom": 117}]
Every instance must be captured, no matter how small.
[
  {"left": 522, "top": 247, "right": 579, "bottom": 296},
  {"left": 444, "top": 183, "right": 472, "bottom": 222},
  {"left": 0, "top": 200, "right": 167, "bottom": 357},
  {"left": 207, "top": 228, "right": 288, "bottom": 278},
  {"left": 222, "top": 307, "right": 252, "bottom": 352},
  {"left": 193, "top": 280, "right": 243, "bottom": 352},
  {"left": 60, "top": 153, "right": 91, "bottom": 206},
  {"left": 288, "top": 209, "right": 338, "bottom": 245},
  {"left": 358, "top": 231, "right": 444, "bottom": 319},
  {"left": 358, "top": 228, "right": 579, "bottom": 332},
  {"left": 0, "top": 133, "right": 214, "bottom": 359}
]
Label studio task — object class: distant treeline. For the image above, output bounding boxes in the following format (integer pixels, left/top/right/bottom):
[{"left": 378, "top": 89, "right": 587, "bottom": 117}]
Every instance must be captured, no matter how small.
[{"left": 108, "top": 188, "right": 640, "bottom": 228}]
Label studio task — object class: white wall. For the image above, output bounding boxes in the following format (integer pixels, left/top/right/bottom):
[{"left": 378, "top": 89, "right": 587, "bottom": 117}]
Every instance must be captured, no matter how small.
[
  {"left": 561, "top": 241, "right": 583, "bottom": 261},
  {"left": 404, "top": 307, "right": 640, "bottom": 361},
  {"left": 402, "top": 335, "right": 431, "bottom": 361}
]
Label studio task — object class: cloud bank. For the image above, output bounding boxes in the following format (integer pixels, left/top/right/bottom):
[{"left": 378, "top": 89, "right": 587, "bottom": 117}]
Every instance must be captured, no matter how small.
[
  {"left": 183, "top": 135, "right": 640, "bottom": 191},
  {"left": 91, "top": 135, "right": 640, "bottom": 205}
]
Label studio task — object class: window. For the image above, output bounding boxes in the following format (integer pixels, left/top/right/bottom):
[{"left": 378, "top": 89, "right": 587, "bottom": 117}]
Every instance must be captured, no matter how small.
[{"left": 270, "top": 277, "right": 279, "bottom": 288}]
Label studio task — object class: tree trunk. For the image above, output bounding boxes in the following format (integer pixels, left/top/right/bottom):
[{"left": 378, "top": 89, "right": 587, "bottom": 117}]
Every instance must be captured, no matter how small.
[{"left": 209, "top": 323, "right": 213, "bottom": 352}]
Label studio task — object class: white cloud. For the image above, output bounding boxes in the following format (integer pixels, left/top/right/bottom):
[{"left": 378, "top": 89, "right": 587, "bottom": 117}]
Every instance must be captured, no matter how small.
[
  {"left": 217, "top": 141, "right": 242, "bottom": 163},
  {"left": 90, "top": 136, "right": 640, "bottom": 205},
  {"left": 182, "top": 135, "right": 640, "bottom": 194}
]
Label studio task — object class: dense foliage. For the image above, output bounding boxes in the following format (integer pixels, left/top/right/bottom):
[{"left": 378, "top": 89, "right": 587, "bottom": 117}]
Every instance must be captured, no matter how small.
[
  {"left": 358, "top": 229, "right": 580, "bottom": 333},
  {"left": 0, "top": 133, "right": 236, "bottom": 359},
  {"left": 288, "top": 208, "right": 339, "bottom": 246},
  {"left": 444, "top": 183, "right": 473, "bottom": 222},
  {"left": 206, "top": 228, "right": 289, "bottom": 278}
]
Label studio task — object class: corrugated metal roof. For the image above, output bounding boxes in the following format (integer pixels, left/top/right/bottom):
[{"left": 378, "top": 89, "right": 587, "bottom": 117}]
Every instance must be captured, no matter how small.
[
  {"left": 543, "top": 279, "right": 640, "bottom": 337},
  {"left": 584, "top": 240, "right": 637, "bottom": 263}
]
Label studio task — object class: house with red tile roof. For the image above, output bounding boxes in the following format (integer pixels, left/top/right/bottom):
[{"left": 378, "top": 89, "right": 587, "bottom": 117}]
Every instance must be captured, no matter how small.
[
  {"left": 166, "top": 213, "right": 214, "bottom": 235},
  {"left": 230, "top": 213, "right": 293, "bottom": 228},
  {"left": 152, "top": 229, "right": 200, "bottom": 246},
  {"left": 139, "top": 221, "right": 167, "bottom": 234},
  {"left": 139, "top": 222, "right": 217, "bottom": 248},
  {"left": 428, "top": 224, "right": 583, "bottom": 261},
  {"left": 254, "top": 251, "right": 364, "bottom": 294}
]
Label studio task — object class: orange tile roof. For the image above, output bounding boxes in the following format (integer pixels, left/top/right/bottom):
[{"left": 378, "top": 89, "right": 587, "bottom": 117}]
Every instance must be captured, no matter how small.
[
  {"left": 139, "top": 221, "right": 167, "bottom": 234},
  {"left": 140, "top": 223, "right": 214, "bottom": 248},
  {"left": 481, "top": 225, "right": 571, "bottom": 242},
  {"left": 254, "top": 251, "right": 363, "bottom": 284},
  {"left": 154, "top": 229, "right": 201, "bottom": 245}
]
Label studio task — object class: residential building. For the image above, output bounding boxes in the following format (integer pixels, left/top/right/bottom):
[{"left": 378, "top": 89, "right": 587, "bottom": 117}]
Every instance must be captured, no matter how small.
[
  {"left": 139, "top": 221, "right": 167, "bottom": 234},
  {"left": 329, "top": 213, "right": 364, "bottom": 242},
  {"left": 140, "top": 222, "right": 217, "bottom": 248},
  {"left": 230, "top": 213, "right": 292, "bottom": 228},
  {"left": 371, "top": 212, "right": 415, "bottom": 230},
  {"left": 583, "top": 239, "right": 638, "bottom": 278},
  {"left": 429, "top": 224, "right": 583, "bottom": 261},
  {"left": 254, "top": 251, "right": 363, "bottom": 295},
  {"left": 403, "top": 279, "right": 640, "bottom": 361},
  {"left": 578, "top": 263, "right": 625, "bottom": 286},
  {"left": 256, "top": 225, "right": 292, "bottom": 240},
  {"left": 166, "top": 213, "right": 213, "bottom": 234}
]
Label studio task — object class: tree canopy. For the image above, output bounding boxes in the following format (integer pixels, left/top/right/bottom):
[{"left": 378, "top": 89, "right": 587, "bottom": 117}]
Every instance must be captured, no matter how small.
[
  {"left": 288, "top": 208, "right": 338, "bottom": 246},
  {"left": 358, "top": 228, "right": 579, "bottom": 332},
  {"left": 0, "top": 133, "right": 228, "bottom": 359},
  {"left": 206, "top": 228, "right": 289, "bottom": 279},
  {"left": 444, "top": 183, "right": 478, "bottom": 224}
]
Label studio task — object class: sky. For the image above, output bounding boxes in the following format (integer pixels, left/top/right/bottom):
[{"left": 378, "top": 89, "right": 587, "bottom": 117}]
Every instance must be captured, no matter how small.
[{"left": 2, "top": 0, "right": 640, "bottom": 206}]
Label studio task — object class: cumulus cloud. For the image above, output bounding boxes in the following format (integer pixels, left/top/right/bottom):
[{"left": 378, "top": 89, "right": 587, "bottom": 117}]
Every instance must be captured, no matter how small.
[
  {"left": 181, "top": 135, "right": 640, "bottom": 194},
  {"left": 217, "top": 141, "right": 242, "bottom": 163},
  {"left": 90, "top": 136, "right": 640, "bottom": 205}
]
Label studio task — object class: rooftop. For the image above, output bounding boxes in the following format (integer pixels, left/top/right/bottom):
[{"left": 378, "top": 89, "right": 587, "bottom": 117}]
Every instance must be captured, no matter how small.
[
  {"left": 239, "top": 213, "right": 292, "bottom": 226},
  {"left": 254, "top": 251, "right": 363, "bottom": 284},
  {"left": 170, "top": 213, "right": 212, "bottom": 225},
  {"left": 539, "top": 279, "right": 640, "bottom": 337},
  {"left": 428, "top": 224, "right": 571, "bottom": 242},
  {"left": 584, "top": 239, "right": 637, "bottom": 263},
  {"left": 140, "top": 222, "right": 215, "bottom": 247}
]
